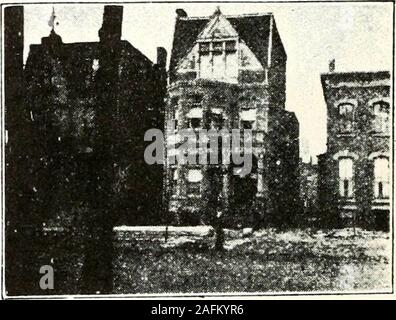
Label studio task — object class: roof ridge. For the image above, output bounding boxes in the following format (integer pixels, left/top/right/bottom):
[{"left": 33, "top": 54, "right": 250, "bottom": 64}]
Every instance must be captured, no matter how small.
[{"left": 179, "top": 12, "right": 273, "bottom": 21}]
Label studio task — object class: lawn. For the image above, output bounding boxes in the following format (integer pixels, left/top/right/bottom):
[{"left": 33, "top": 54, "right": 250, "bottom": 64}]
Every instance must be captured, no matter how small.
[{"left": 113, "top": 228, "right": 392, "bottom": 294}]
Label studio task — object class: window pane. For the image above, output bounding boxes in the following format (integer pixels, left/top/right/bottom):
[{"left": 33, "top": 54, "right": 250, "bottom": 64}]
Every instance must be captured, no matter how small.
[
  {"left": 213, "top": 53, "right": 224, "bottom": 79},
  {"left": 373, "top": 102, "right": 390, "bottom": 133},
  {"left": 338, "top": 103, "right": 354, "bottom": 132},
  {"left": 173, "top": 169, "right": 178, "bottom": 180},
  {"left": 187, "top": 183, "right": 201, "bottom": 195},
  {"left": 241, "top": 120, "right": 254, "bottom": 130},
  {"left": 240, "top": 109, "right": 257, "bottom": 121},
  {"left": 190, "top": 118, "right": 201, "bottom": 129},
  {"left": 339, "top": 158, "right": 353, "bottom": 179},
  {"left": 374, "top": 157, "right": 389, "bottom": 181},
  {"left": 339, "top": 178, "right": 353, "bottom": 198},
  {"left": 343, "top": 180, "right": 349, "bottom": 197},
  {"left": 339, "top": 103, "right": 354, "bottom": 115},
  {"left": 383, "top": 182, "right": 390, "bottom": 198},
  {"left": 200, "top": 54, "right": 211, "bottom": 78},
  {"left": 225, "top": 41, "right": 236, "bottom": 52},
  {"left": 210, "top": 114, "right": 223, "bottom": 129},
  {"left": 187, "top": 107, "right": 203, "bottom": 118},
  {"left": 191, "top": 95, "right": 202, "bottom": 105},
  {"left": 199, "top": 42, "right": 210, "bottom": 54},
  {"left": 212, "top": 42, "right": 223, "bottom": 52},
  {"left": 225, "top": 51, "right": 238, "bottom": 80}
]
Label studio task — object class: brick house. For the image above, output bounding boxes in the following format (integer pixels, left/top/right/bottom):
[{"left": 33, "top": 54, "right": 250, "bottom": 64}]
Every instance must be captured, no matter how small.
[
  {"left": 22, "top": 6, "right": 167, "bottom": 228},
  {"left": 318, "top": 70, "right": 391, "bottom": 230},
  {"left": 165, "top": 8, "right": 300, "bottom": 227}
]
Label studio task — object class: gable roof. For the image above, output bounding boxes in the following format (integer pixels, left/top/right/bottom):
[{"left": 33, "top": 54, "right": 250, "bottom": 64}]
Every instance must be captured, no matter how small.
[
  {"left": 197, "top": 13, "right": 239, "bottom": 40},
  {"left": 169, "top": 12, "right": 286, "bottom": 82}
]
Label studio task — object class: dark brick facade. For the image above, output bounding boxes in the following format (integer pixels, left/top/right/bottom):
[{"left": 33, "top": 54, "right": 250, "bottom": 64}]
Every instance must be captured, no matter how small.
[
  {"left": 318, "top": 71, "right": 391, "bottom": 230},
  {"left": 18, "top": 6, "right": 167, "bottom": 230},
  {"left": 165, "top": 9, "right": 300, "bottom": 228}
]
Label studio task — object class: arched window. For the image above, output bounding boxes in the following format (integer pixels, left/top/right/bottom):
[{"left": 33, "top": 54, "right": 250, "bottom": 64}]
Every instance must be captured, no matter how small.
[
  {"left": 339, "top": 158, "right": 354, "bottom": 198},
  {"left": 372, "top": 101, "right": 390, "bottom": 134},
  {"left": 338, "top": 103, "right": 354, "bottom": 133},
  {"left": 373, "top": 157, "right": 390, "bottom": 199}
]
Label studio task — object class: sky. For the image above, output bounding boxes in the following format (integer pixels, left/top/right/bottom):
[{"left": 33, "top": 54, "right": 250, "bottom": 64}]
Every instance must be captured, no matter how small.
[{"left": 21, "top": 1, "right": 393, "bottom": 162}]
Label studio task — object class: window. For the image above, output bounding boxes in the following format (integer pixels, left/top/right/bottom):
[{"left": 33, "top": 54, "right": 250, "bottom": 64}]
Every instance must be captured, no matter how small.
[
  {"left": 170, "top": 97, "right": 179, "bottom": 131},
  {"left": 171, "top": 97, "right": 179, "bottom": 107},
  {"left": 189, "top": 56, "right": 196, "bottom": 70},
  {"left": 241, "top": 120, "right": 254, "bottom": 130},
  {"left": 191, "top": 95, "right": 202, "bottom": 107},
  {"left": 92, "top": 59, "right": 99, "bottom": 73},
  {"left": 189, "top": 118, "right": 202, "bottom": 129},
  {"left": 374, "top": 157, "right": 389, "bottom": 199},
  {"left": 240, "top": 109, "right": 256, "bottom": 130},
  {"left": 200, "top": 54, "right": 212, "bottom": 78},
  {"left": 187, "top": 169, "right": 203, "bottom": 195},
  {"left": 339, "top": 158, "right": 354, "bottom": 198},
  {"left": 373, "top": 101, "right": 390, "bottom": 134},
  {"left": 171, "top": 168, "right": 178, "bottom": 195},
  {"left": 213, "top": 50, "right": 225, "bottom": 79},
  {"left": 199, "top": 42, "right": 210, "bottom": 54},
  {"left": 212, "top": 42, "right": 223, "bottom": 53},
  {"left": 198, "top": 41, "right": 238, "bottom": 81},
  {"left": 338, "top": 103, "right": 354, "bottom": 133},
  {"left": 225, "top": 41, "right": 237, "bottom": 52},
  {"left": 210, "top": 113, "right": 223, "bottom": 129},
  {"left": 187, "top": 107, "right": 203, "bottom": 130}
]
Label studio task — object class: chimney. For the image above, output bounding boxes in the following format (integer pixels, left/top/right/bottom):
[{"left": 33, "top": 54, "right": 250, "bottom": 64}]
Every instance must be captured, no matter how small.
[
  {"left": 329, "top": 59, "right": 335, "bottom": 73},
  {"left": 156, "top": 47, "right": 167, "bottom": 70},
  {"left": 99, "top": 5, "right": 123, "bottom": 42},
  {"left": 176, "top": 9, "right": 187, "bottom": 19}
]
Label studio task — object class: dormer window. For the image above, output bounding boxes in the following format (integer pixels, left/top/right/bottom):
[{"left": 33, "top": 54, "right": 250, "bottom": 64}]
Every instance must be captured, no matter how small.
[
  {"left": 225, "top": 41, "right": 237, "bottom": 52},
  {"left": 175, "top": 10, "right": 266, "bottom": 84},
  {"left": 212, "top": 42, "right": 223, "bottom": 53},
  {"left": 199, "top": 42, "right": 210, "bottom": 54}
]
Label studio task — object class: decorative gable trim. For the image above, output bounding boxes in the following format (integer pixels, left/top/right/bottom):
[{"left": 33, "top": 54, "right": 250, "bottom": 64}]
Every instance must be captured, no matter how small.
[{"left": 197, "top": 12, "right": 239, "bottom": 41}]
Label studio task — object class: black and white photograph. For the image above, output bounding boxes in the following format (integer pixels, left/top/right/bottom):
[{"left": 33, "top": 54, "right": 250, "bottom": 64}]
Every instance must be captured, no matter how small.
[{"left": 0, "top": 0, "right": 394, "bottom": 299}]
